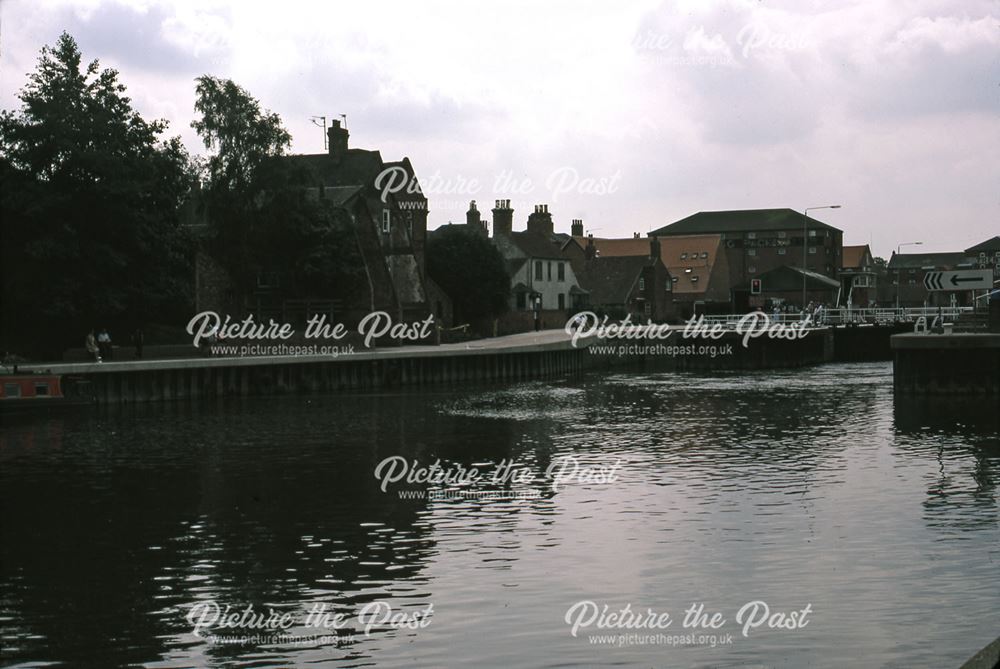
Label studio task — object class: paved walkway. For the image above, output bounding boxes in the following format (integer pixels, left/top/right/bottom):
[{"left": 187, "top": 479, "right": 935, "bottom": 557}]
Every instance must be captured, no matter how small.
[{"left": 18, "top": 329, "right": 590, "bottom": 375}]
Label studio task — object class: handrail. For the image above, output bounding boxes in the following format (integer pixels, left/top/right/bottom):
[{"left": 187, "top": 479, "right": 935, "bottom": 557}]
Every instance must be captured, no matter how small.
[{"left": 691, "top": 307, "right": 975, "bottom": 327}]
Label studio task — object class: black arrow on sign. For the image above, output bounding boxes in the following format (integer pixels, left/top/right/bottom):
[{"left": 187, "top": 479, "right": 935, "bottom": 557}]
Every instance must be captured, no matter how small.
[{"left": 950, "top": 275, "right": 981, "bottom": 286}]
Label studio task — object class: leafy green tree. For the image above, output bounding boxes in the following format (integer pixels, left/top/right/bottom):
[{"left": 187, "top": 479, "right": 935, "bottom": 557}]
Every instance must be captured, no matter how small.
[
  {"left": 191, "top": 76, "right": 365, "bottom": 303},
  {"left": 426, "top": 225, "right": 510, "bottom": 324},
  {"left": 0, "top": 32, "right": 195, "bottom": 356}
]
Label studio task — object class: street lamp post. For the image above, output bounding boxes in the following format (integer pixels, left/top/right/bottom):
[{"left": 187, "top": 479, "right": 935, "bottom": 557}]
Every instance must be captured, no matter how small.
[
  {"left": 894, "top": 241, "right": 923, "bottom": 311},
  {"left": 802, "top": 205, "right": 842, "bottom": 313}
]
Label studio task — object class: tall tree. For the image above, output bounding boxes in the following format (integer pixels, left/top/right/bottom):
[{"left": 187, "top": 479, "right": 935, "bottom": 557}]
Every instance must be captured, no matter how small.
[
  {"left": 0, "top": 32, "right": 195, "bottom": 356},
  {"left": 191, "top": 76, "right": 364, "bottom": 303},
  {"left": 427, "top": 226, "right": 510, "bottom": 324}
]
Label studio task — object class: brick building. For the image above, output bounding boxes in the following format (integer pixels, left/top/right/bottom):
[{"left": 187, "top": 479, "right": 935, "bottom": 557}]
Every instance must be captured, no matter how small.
[{"left": 649, "top": 208, "right": 844, "bottom": 311}]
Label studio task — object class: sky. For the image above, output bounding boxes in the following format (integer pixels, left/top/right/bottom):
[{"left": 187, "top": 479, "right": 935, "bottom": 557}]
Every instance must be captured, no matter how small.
[{"left": 1, "top": 0, "right": 997, "bottom": 258}]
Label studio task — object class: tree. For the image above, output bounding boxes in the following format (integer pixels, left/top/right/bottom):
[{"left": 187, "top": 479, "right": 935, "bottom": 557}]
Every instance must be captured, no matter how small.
[
  {"left": 191, "top": 76, "right": 365, "bottom": 303},
  {"left": 426, "top": 226, "right": 510, "bottom": 324},
  {"left": 0, "top": 32, "right": 195, "bottom": 356}
]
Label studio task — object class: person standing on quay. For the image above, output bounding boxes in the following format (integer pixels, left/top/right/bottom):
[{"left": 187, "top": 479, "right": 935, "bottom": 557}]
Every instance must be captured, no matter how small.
[
  {"left": 85, "top": 330, "right": 101, "bottom": 363},
  {"left": 97, "top": 328, "right": 112, "bottom": 361},
  {"left": 132, "top": 328, "right": 144, "bottom": 359}
]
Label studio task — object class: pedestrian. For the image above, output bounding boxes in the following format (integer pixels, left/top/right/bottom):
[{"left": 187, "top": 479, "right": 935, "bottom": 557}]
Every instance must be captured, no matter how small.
[
  {"left": 132, "top": 328, "right": 144, "bottom": 359},
  {"left": 85, "top": 330, "right": 101, "bottom": 363},
  {"left": 97, "top": 328, "right": 113, "bottom": 361}
]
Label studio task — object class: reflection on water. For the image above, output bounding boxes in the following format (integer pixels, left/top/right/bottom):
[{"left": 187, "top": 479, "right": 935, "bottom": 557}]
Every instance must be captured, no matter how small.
[{"left": 1, "top": 363, "right": 998, "bottom": 668}]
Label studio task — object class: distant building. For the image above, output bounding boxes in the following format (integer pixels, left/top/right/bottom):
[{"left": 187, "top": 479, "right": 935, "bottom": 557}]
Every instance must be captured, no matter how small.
[
  {"left": 569, "top": 233, "right": 727, "bottom": 320},
  {"left": 655, "top": 235, "right": 731, "bottom": 318},
  {"left": 193, "top": 120, "right": 443, "bottom": 325},
  {"left": 488, "top": 201, "right": 587, "bottom": 330},
  {"left": 754, "top": 266, "right": 841, "bottom": 307},
  {"left": 966, "top": 236, "right": 1000, "bottom": 276},
  {"left": 574, "top": 237, "right": 674, "bottom": 321},
  {"left": 649, "top": 208, "right": 844, "bottom": 310},
  {"left": 888, "top": 245, "right": 991, "bottom": 308},
  {"left": 839, "top": 244, "right": 878, "bottom": 307},
  {"left": 283, "top": 120, "right": 435, "bottom": 322}
]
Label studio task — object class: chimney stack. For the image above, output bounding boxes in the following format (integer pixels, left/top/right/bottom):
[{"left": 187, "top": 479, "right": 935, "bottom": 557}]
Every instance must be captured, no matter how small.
[
  {"left": 571, "top": 219, "right": 584, "bottom": 237},
  {"left": 327, "top": 119, "right": 349, "bottom": 159},
  {"left": 585, "top": 234, "right": 596, "bottom": 261},
  {"left": 650, "top": 235, "right": 660, "bottom": 261},
  {"left": 527, "top": 203, "right": 554, "bottom": 236},
  {"left": 466, "top": 200, "right": 487, "bottom": 235},
  {"left": 492, "top": 199, "right": 513, "bottom": 237}
]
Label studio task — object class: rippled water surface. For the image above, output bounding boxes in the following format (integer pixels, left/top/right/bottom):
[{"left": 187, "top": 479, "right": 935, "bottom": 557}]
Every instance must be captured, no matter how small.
[{"left": 1, "top": 362, "right": 998, "bottom": 668}]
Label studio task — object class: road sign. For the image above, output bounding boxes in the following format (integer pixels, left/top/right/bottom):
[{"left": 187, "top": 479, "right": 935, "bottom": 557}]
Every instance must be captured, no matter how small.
[{"left": 923, "top": 269, "right": 994, "bottom": 291}]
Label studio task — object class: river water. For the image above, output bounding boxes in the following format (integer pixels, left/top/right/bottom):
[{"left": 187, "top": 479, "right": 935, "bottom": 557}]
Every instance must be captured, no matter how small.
[{"left": 1, "top": 362, "right": 998, "bottom": 668}]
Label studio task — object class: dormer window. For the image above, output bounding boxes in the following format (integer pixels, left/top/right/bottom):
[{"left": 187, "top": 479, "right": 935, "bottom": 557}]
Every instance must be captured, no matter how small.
[{"left": 680, "top": 253, "right": 688, "bottom": 260}]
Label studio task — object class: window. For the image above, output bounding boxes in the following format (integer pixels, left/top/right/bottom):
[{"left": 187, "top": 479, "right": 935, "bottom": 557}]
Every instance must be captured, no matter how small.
[
  {"left": 257, "top": 272, "right": 279, "bottom": 288},
  {"left": 666, "top": 280, "right": 672, "bottom": 292},
  {"left": 747, "top": 232, "right": 756, "bottom": 239},
  {"left": 558, "top": 293, "right": 565, "bottom": 310},
  {"left": 680, "top": 252, "right": 688, "bottom": 260},
  {"left": 778, "top": 231, "right": 786, "bottom": 239},
  {"left": 808, "top": 230, "right": 817, "bottom": 237},
  {"left": 700, "top": 252, "right": 708, "bottom": 259},
  {"left": 908, "top": 279, "right": 916, "bottom": 285},
  {"left": 34, "top": 383, "right": 49, "bottom": 396},
  {"left": 407, "top": 211, "right": 413, "bottom": 235},
  {"left": 690, "top": 276, "right": 699, "bottom": 282},
  {"left": 535, "top": 261, "right": 543, "bottom": 280},
  {"left": 671, "top": 276, "right": 679, "bottom": 283},
  {"left": 4, "top": 383, "right": 20, "bottom": 398},
  {"left": 748, "top": 248, "right": 756, "bottom": 257},
  {"left": 778, "top": 248, "right": 786, "bottom": 256},
  {"left": 558, "top": 263, "right": 565, "bottom": 281},
  {"left": 547, "top": 262, "right": 552, "bottom": 281},
  {"left": 748, "top": 266, "right": 757, "bottom": 274},
  {"left": 809, "top": 247, "right": 817, "bottom": 254},
  {"left": 638, "top": 277, "right": 645, "bottom": 290},
  {"left": 516, "top": 292, "right": 526, "bottom": 309},
  {"left": 644, "top": 302, "right": 651, "bottom": 316},
  {"left": 381, "top": 209, "right": 391, "bottom": 233}
]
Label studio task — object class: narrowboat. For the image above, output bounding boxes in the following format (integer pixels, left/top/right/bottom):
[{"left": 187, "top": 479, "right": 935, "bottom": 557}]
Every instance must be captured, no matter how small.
[{"left": 0, "top": 372, "right": 95, "bottom": 411}]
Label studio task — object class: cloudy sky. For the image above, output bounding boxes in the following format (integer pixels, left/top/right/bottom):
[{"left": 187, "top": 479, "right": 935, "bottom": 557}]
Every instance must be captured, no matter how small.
[{"left": 2, "top": 0, "right": 997, "bottom": 257}]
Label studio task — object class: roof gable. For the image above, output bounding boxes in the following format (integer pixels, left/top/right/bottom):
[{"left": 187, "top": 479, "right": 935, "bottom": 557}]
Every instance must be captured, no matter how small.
[
  {"left": 576, "top": 256, "right": 650, "bottom": 305},
  {"left": 966, "top": 236, "right": 1000, "bottom": 254},
  {"left": 572, "top": 236, "right": 649, "bottom": 257}
]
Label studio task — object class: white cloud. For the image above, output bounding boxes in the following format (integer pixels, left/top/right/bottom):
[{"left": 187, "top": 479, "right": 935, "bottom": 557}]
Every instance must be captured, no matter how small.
[{"left": 1, "top": 0, "right": 996, "bottom": 254}]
